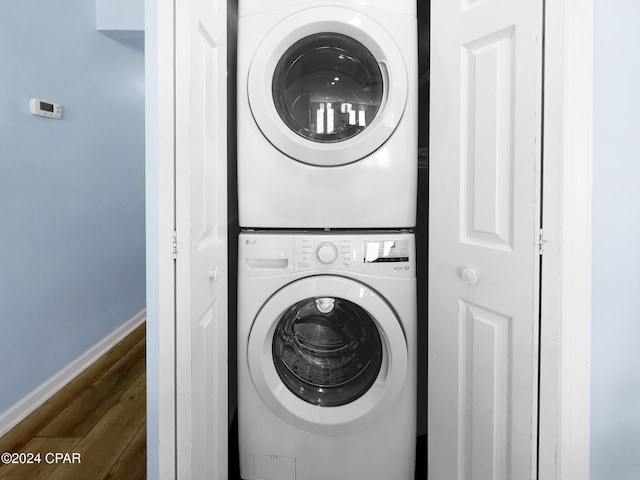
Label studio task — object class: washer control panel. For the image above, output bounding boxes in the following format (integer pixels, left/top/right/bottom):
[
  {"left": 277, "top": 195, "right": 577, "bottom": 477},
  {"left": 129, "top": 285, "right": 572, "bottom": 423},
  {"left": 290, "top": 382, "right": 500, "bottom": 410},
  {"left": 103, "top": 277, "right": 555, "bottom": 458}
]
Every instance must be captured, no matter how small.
[
  {"left": 294, "top": 233, "right": 415, "bottom": 277},
  {"left": 239, "top": 232, "right": 415, "bottom": 278}
]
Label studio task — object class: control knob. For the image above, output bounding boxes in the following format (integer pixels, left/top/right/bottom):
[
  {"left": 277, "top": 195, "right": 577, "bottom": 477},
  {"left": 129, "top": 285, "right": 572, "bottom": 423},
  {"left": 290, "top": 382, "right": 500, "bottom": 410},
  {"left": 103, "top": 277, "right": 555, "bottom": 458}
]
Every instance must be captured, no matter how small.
[{"left": 316, "top": 242, "right": 338, "bottom": 264}]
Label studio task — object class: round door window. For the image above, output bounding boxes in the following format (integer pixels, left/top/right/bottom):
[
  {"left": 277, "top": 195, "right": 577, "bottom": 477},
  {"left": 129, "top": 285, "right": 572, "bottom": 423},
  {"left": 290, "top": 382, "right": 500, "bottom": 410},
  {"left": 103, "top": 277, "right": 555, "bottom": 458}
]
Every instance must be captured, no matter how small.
[
  {"left": 272, "top": 296, "right": 383, "bottom": 407},
  {"left": 272, "top": 33, "right": 384, "bottom": 144}
]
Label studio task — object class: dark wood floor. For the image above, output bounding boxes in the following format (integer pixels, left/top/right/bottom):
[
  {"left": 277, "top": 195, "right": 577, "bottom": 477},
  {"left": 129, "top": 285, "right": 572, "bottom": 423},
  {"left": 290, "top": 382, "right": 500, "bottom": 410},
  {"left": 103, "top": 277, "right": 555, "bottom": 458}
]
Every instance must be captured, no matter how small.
[{"left": 0, "top": 323, "right": 146, "bottom": 480}]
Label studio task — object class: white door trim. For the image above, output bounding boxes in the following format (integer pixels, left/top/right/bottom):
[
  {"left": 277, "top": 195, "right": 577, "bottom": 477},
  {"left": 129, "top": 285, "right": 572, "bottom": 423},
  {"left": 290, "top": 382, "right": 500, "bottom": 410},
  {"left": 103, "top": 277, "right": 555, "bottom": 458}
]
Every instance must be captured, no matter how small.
[
  {"left": 145, "top": 0, "right": 177, "bottom": 477},
  {"left": 539, "top": 0, "right": 593, "bottom": 479}
]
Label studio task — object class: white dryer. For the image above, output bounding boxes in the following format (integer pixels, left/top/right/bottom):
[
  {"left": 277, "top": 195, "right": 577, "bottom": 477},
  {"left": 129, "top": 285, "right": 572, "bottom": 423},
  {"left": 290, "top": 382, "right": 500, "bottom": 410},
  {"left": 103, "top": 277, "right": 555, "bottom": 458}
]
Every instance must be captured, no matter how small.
[
  {"left": 237, "top": 231, "right": 416, "bottom": 480},
  {"left": 237, "top": 0, "right": 418, "bottom": 228}
]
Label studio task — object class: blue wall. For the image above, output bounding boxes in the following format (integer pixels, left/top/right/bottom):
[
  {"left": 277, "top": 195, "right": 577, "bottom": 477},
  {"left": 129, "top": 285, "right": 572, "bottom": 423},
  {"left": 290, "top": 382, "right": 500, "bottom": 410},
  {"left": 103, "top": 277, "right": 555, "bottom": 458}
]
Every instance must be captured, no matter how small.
[
  {"left": 0, "top": 1, "right": 145, "bottom": 414},
  {"left": 592, "top": 0, "right": 640, "bottom": 478}
]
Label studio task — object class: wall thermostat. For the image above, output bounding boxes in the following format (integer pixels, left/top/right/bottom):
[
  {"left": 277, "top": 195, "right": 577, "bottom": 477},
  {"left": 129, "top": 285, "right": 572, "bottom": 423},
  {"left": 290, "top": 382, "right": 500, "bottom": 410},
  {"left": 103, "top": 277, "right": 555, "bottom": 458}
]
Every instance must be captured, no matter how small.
[{"left": 29, "top": 98, "right": 61, "bottom": 119}]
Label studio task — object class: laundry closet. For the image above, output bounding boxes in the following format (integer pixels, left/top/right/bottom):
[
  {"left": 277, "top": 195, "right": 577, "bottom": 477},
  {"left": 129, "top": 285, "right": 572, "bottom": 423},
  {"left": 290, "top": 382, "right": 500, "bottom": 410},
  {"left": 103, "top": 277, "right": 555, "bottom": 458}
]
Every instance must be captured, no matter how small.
[
  {"left": 230, "top": 1, "right": 421, "bottom": 479},
  {"left": 151, "top": 0, "right": 586, "bottom": 477}
]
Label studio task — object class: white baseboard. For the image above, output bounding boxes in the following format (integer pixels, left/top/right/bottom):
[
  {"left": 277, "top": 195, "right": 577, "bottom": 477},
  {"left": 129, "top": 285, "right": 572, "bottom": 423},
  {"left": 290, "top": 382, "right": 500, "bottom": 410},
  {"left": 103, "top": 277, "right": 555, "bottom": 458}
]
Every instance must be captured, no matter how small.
[{"left": 0, "top": 309, "right": 146, "bottom": 437}]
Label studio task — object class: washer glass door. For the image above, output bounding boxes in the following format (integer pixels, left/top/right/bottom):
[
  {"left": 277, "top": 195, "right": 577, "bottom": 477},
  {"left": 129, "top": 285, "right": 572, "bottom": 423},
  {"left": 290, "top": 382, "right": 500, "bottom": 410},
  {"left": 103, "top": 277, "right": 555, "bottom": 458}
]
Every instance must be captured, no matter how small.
[
  {"left": 272, "top": 296, "right": 383, "bottom": 406},
  {"left": 272, "top": 33, "right": 383, "bottom": 144},
  {"left": 247, "top": 275, "right": 408, "bottom": 434}
]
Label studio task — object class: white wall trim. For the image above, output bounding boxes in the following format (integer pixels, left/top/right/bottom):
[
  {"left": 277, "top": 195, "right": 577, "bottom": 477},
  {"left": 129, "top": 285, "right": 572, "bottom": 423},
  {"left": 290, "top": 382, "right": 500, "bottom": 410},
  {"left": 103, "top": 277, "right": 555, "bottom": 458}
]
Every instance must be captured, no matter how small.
[
  {"left": 0, "top": 309, "right": 146, "bottom": 437},
  {"left": 539, "top": 0, "right": 593, "bottom": 479}
]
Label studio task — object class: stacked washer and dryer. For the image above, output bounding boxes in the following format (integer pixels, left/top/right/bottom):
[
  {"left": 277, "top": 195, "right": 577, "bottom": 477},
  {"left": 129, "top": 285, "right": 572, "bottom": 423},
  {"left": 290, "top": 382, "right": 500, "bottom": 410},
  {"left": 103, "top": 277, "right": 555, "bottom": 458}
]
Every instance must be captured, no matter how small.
[{"left": 236, "top": 0, "right": 418, "bottom": 478}]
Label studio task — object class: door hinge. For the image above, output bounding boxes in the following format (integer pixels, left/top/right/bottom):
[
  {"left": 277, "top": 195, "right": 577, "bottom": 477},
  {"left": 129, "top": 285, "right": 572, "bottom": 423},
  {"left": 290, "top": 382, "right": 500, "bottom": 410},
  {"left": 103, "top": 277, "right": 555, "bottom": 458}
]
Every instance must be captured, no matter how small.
[
  {"left": 538, "top": 228, "right": 544, "bottom": 255},
  {"left": 172, "top": 231, "right": 178, "bottom": 259}
]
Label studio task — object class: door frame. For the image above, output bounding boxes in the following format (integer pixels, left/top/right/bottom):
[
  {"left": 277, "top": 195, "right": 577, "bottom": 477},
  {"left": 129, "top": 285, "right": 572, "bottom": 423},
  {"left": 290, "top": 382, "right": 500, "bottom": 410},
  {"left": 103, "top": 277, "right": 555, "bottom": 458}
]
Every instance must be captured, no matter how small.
[
  {"left": 146, "top": 0, "right": 593, "bottom": 477},
  {"left": 145, "top": 0, "right": 177, "bottom": 478},
  {"left": 538, "top": 1, "right": 593, "bottom": 479}
]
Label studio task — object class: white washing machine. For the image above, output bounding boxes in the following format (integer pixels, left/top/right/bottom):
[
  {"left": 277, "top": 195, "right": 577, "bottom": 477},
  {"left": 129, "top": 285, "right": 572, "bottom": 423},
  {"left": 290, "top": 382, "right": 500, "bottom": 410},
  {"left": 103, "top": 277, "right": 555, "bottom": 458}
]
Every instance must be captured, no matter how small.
[
  {"left": 237, "top": 0, "right": 418, "bottom": 229},
  {"left": 237, "top": 231, "right": 416, "bottom": 480}
]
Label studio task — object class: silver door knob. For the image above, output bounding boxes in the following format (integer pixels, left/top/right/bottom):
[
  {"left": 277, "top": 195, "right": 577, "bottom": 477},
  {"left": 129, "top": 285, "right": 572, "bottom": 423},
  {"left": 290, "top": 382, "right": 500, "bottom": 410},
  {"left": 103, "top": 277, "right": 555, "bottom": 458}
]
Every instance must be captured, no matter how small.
[{"left": 461, "top": 268, "right": 479, "bottom": 285}]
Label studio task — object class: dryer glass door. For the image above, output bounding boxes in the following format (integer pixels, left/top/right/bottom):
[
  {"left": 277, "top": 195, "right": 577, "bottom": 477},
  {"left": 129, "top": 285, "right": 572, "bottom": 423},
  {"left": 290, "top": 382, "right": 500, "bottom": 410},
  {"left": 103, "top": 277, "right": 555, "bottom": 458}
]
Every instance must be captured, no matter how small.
[
  {"left": 272, "top": 33, "right": 383, "bottom": 143},
  {"left": 246, "top": 6, "right": 409, "bottom": 166},
  {"left": 272, "top": 296, "right": 383, "bottom": 406}
]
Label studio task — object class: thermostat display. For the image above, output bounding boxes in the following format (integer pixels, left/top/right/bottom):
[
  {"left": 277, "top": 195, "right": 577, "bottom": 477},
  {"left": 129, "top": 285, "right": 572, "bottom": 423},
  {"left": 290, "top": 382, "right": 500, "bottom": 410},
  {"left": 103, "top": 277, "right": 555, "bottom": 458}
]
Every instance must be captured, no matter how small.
[{"left": 29, "top": 98, "right": 61, "bottom": 119}]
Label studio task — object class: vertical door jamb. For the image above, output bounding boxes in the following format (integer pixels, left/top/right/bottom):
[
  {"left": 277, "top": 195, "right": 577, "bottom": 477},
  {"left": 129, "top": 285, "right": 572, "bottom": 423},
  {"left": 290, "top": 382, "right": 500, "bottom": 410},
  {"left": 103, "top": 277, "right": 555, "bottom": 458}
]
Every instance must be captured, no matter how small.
[
  {"left": 539, "top": 1, "right": 593, "bottom": 479},
  {"left": 145, "top": 0, "right": 178, "bottom": 477}
]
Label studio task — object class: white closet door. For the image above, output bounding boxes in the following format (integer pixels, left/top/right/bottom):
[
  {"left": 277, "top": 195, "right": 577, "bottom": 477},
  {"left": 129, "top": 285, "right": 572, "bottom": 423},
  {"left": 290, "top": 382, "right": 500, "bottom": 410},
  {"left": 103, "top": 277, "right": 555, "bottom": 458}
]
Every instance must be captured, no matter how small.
[
  {"left": 428, "top": 0, "right": 543, "bottom": 478},
  {"left": 175, "top": 0, "right": 228, "bottom": 477}
]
